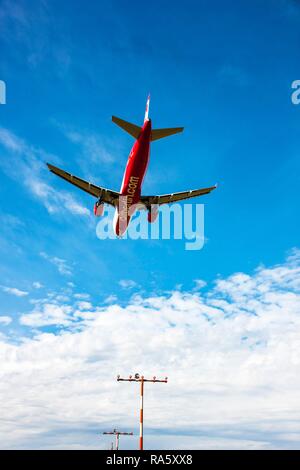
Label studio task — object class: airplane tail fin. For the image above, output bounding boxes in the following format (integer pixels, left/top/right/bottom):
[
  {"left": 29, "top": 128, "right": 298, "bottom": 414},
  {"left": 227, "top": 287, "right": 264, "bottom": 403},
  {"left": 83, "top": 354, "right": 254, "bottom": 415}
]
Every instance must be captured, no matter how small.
[
  {"left": 112, "top": 116, "right": 141, "bottom": 139},
  {"left": 112, "top": 94, "right": 184, "bottom": 141},
  {"left": 151, "top": 126, "right": 184, "bottom": 141},
  {"left": 144, "top": 94, "right": 150, "bottom": 122}
]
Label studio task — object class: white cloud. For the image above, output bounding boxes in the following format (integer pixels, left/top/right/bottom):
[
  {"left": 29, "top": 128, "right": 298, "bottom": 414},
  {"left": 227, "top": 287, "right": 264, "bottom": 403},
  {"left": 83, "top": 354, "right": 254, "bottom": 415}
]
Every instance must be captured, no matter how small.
[
  {"left": 33, "top": 282, "right": 43, "bottom": 289},
  {"left": 104, "top": 294, "right": 118, "bottom": 304},
  {"left": 0, "top": 127, "right": 25, "bottom": 152},
  {"left": 0, "top": 127, "right": 90, "bottom": 217},
  {"left": 0, "top": 316, "right": 12, "bottom": 325},
  {"left": 119, "top": 279, "right": 137, "bottom": 289},
  {"left": 193, "top": 279, "right": 207, "bottom": 290},
  {"left": 1, "top": 251, "right": 300, "bottom": 449},
  {"left": 0, "top": 213, "right": 24, "bottom": 229},
  {"left": 76, "top": 301, "right": 92, "bottom": 311},
  {"left": 65, "top": 130, "right": 115, "bottom": 164},
  {"left": 1, "top": 286, "right": 28, "bottom": 297},
  {"left": 40, "top": 252, "right": 73, "bottom": 276},
  {"left": 20, "top": 303, "right": 73, "bottom": 327},
  {"left": 74, "top": 293, "right": 90, "bottom": 300}
]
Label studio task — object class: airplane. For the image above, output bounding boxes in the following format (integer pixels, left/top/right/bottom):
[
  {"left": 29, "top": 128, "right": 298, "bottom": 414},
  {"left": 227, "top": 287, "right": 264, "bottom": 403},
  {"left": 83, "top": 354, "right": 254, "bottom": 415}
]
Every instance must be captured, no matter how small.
[{"left": 47, "top": 96, "right": 217, "bottom": 236}]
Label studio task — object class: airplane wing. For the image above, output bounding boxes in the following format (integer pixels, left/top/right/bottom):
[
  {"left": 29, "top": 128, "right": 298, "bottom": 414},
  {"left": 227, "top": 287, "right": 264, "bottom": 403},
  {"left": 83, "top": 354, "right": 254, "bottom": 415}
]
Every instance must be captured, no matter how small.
[
  {"left": 47, "top": 163, "right": 120, "bottom": 206},
  {"left": 140, "top": 185, "right": 217, "bottom": 207}
]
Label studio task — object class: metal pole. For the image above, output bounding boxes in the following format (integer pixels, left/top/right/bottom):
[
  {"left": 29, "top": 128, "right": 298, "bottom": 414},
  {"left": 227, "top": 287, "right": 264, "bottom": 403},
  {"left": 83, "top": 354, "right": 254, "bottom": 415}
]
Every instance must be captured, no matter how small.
[
  {"left": 117, "top": 374, "right": 167, "bottom": 451},
  {"left": 102, "top": 429, "right": 133, "bottom": 451},
  {"left": 140, "top": 377, "right": 144, "bottom": 450}
]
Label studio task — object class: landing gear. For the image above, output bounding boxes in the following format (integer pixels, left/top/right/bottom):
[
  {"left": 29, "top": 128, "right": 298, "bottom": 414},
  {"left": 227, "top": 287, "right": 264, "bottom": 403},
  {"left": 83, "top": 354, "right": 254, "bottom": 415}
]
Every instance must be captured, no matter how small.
[{"left": 94, "top": 199, "right": 105, "bottom": 217}]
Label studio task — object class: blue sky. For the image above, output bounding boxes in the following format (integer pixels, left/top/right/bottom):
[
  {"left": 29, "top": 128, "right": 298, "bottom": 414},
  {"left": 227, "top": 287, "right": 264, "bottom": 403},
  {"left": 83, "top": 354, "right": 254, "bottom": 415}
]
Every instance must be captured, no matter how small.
[{"left": 0, "top": 0, "right": 300, "bottom": 449}]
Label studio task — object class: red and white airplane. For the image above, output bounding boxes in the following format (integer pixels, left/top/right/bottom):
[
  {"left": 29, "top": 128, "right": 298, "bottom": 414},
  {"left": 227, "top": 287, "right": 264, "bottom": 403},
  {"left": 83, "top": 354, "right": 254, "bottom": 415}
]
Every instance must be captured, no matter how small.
[{"left": 47, "top": 96, "right": 216, "bottom": 236}]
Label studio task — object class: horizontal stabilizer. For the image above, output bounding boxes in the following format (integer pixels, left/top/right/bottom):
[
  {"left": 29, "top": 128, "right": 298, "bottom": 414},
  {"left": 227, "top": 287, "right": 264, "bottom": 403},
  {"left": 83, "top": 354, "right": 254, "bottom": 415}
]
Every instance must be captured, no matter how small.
[
  {"left": 151, "top": 127, "right": 184, "bottom": 141},
  {"left": 112, "top": 116, "right": 141, "bottom": 139}
]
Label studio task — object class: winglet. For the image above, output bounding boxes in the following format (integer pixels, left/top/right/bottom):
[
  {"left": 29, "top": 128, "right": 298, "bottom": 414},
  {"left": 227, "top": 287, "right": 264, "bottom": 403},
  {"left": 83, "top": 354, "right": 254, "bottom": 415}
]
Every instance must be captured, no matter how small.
[{"left": 144, "top": 94, "right": 150, "bottom": 123}]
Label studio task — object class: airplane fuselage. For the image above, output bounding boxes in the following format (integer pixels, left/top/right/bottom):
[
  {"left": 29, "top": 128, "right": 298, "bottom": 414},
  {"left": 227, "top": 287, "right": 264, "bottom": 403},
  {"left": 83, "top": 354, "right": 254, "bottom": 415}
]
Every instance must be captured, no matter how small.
[
  {"left": 47, "top": 96, "right": 216, "bottom": 237},
  {"left": 114, "top": 119, "right": 152, "bottom": 236}
]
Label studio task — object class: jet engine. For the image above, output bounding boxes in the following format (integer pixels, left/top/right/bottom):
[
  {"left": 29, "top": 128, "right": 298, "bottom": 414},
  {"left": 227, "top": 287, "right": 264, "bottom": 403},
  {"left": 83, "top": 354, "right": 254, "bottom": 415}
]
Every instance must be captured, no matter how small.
[
  {"left": 148, "top": 205, "right": 159, "bottom": 223},
  {"left": 94, "top": 200, "right": 104, "bottom": 217}
]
